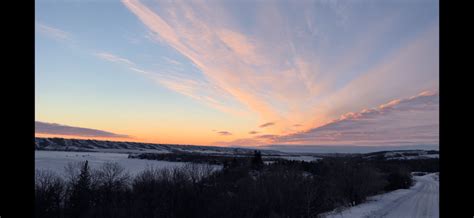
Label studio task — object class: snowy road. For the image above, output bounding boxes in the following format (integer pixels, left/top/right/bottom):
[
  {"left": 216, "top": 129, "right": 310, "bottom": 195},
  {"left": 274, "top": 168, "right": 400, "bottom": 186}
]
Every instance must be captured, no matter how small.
[{"left": 324, "top": 173, "right": 439, "bottom": 218}]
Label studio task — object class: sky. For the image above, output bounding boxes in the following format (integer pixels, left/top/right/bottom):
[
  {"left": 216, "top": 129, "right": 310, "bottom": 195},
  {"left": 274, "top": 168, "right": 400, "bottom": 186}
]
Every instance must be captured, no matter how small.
[{"left": 35, "top": 0, "right": 439, "bottom": 147}]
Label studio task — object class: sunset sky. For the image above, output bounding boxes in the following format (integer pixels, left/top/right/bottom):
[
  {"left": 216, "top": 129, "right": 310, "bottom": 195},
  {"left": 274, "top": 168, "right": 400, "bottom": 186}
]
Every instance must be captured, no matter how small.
[{"left": 35, "top": 0, "right": 439, "bottom": 147}]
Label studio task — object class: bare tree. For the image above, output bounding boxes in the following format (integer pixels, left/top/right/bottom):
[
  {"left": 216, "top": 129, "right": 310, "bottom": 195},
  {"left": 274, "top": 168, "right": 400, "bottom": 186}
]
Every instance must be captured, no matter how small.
[{"left": 35, "top": 170, "right": 65, "bottom": 218}]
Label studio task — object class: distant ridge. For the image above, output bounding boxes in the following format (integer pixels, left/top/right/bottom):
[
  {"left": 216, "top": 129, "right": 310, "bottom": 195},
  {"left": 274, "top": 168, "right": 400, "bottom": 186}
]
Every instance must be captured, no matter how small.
[
  {"left": 361, "top": 150, "right": 439, "bottom": 160},
  {"left": 260, "top": 144, "right": 439, "bottom": 154},
  {"left": 35, "top": 137, "right": 286, "bottom": 156}
]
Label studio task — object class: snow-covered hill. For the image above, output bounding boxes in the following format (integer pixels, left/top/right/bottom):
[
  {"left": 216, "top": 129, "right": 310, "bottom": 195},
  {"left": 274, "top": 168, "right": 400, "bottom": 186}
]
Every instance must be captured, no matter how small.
[
  {"left": 35, "top": 137, "right": 286, "bottom": 156},
  {"left": 362, "top": 150, "right": 439, "bottom": 160}
]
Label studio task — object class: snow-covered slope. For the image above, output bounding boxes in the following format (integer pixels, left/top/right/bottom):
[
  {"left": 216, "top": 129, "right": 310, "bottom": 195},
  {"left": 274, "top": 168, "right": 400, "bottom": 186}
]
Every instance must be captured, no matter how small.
[
  {"left": 35, "top": 137, "right": 286, "bottom": 156},
  {"left": 362, "top": 150, "right": 439, "bottom": 160},
  {"left": 322, "top": 173, "right": 439, "bottom": 218}
]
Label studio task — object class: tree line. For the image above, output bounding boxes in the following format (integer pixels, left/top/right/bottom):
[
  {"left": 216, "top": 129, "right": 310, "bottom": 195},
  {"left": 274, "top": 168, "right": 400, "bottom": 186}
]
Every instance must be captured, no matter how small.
[
  {"left": 36, "top": 151, "right": 436, "bottom": 218},
  {"left": 128, "top": 151, "right": 284, "bottom": 165}
]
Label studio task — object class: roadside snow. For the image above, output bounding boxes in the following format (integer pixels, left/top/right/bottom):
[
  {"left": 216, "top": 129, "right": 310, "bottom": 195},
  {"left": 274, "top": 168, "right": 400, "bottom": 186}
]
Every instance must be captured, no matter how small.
[{"left": 322, "top": 173, "right": 439, "bottom": 218}]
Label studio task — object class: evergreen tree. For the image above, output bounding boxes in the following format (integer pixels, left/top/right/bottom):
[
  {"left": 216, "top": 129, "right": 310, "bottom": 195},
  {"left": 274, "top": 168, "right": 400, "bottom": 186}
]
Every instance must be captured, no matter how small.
[
  {"left": 251, "top": 150, "right": 264, "bottom": 169},
  {"left": 67, "top": 160, "right": 92, "bottom": 218}
]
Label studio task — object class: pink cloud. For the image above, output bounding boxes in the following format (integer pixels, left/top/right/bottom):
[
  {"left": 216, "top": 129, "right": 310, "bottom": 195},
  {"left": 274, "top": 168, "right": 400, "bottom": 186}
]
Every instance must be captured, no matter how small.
[
  {"left": 122, "top": 0, "right": 438, "bottom": 143},
  {"left": 274, "top": 91, "right": 439, "bottom": 145},
  {"left": 214, "top": 90, "right": 438, "bottom": 146}
]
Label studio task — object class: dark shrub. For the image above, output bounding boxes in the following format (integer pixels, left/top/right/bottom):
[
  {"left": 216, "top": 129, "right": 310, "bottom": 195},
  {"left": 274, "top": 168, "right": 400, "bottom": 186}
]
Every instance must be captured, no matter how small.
[{"left": 384, "top": 166, "right": 413, "bottom": 191}]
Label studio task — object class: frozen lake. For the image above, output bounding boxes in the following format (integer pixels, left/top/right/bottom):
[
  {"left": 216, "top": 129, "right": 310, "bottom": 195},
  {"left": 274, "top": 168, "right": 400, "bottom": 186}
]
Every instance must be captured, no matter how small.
[{"left": 35, "top": 150, "right": 218, "bottom": 176}]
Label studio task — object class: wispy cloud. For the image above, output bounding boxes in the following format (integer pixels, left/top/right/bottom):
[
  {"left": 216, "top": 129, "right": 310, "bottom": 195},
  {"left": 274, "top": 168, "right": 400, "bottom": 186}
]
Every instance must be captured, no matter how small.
[
  {"left": 122, "top": 0, "right": 438, "bottom": 137},
  {"left": 217, "top": 131, "right": 232, "bottom": 136},
  {"left": 95, "top": 52, "right": 135, "bottom": 66},
  {"left": 35, "top": 121, "right": 129, "bottom": 138},
  {"left": 123, "top": 0, "right": 438, "bottom": 145},
  {"left": 36, "top": 22, "right": 71, "bottom": 41},
  {"left": 259, "top": 122, "right": 275, "bottom": 128},
  {"left": 95, "top": 51, "right": 249, "bottom": 117},
  {"left": 256, "top": 134, "right": 278, "bottom": 140},
  {"left": 122, "top": 0, "right": 288, "bottom": 125},
  {"left": 163, "top": 57, "right": 182, "bottom": 66}
]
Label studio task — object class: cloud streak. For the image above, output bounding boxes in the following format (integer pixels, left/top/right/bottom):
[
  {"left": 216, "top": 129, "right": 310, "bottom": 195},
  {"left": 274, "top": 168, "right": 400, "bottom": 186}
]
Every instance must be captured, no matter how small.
[
  {"left": 122, "top": 0, "right": 438, "bottom": 145},
  {"left": 122, "top": 0, "right": 438, "bottom": 137},
  {"left": 35, "top": 121, "right": 129, "bottom": 138},
  {"left": 94, "top": 50, "right": 248, "bottom": 116},
  {"left": 36, "top": 22, "right": 71, "bottom": 41},
  {"left": 163, "top": 57, "right": 182, "bottom": 66},
  {"left": 95, "top": 52, "right": 135, "bottom": 66},
  {"left": 217, "top": 131, "right": 232, "bottom": 136},
  {"left": 259, "top": 122, "right": 275, "bottom": 128}
]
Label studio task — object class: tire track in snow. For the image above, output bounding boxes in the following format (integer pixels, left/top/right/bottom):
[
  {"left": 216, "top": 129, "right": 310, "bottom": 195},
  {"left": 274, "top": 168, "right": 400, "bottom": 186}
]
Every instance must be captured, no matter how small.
[{"left": 323, "top": 173, "right": 439, "bottom": 218}]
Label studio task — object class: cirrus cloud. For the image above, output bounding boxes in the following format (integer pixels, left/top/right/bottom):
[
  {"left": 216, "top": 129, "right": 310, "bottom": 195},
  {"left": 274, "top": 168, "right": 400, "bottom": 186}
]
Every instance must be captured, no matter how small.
[
  {"left": 95, "top": 52, "right": 135, "bottom": 66},
  {"left": 36, "top": 22, "right": 71, "bottom": 41},
  {"left": 123, "top": 0, "right": 438, "bottom": 139},
  {"left": 259, "top": 122, "right": 275, "bottom": 128},
  {"left": 217, "top": 131, "right": 232, "bottom": 136}
]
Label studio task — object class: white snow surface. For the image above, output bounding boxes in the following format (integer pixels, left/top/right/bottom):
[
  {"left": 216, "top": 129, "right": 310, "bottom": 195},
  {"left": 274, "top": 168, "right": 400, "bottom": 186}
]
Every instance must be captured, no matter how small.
[
  {"left": 279, "top": 155, "right": 322, "bottom": 162},
  {"left": 35, "top": 150, "right": 220, "bottom": 176},
  {"left": 322, "top": 173, "right": 439, "bottom": 218},
  {"left": 385, "top": 154, "right": 439, "bottom": 160}
]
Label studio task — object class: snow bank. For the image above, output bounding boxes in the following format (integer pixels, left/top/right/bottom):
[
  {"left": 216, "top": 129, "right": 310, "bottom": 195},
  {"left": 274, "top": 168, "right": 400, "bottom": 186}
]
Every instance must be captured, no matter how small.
[{"left": 322, "top": 173, "right": 439, "bottom": 218}]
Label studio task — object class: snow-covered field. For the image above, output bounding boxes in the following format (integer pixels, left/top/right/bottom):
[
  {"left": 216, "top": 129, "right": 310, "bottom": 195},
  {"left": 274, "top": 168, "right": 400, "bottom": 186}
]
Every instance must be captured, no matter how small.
[
  {"left": 35, "top": 150, "right": 220, "bottom": 176},
  {"left": 323, "top": 173, "right": 439, "bottom": 218},
  {"left": 279, "top": 155, "right": 321, "bottom": 162}
]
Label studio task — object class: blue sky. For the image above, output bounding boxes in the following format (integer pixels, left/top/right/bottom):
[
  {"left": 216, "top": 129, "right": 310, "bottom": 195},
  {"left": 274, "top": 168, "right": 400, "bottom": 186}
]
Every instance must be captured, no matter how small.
[{"left": 35, "top": 0, "right": 439, "bottom": 146}]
